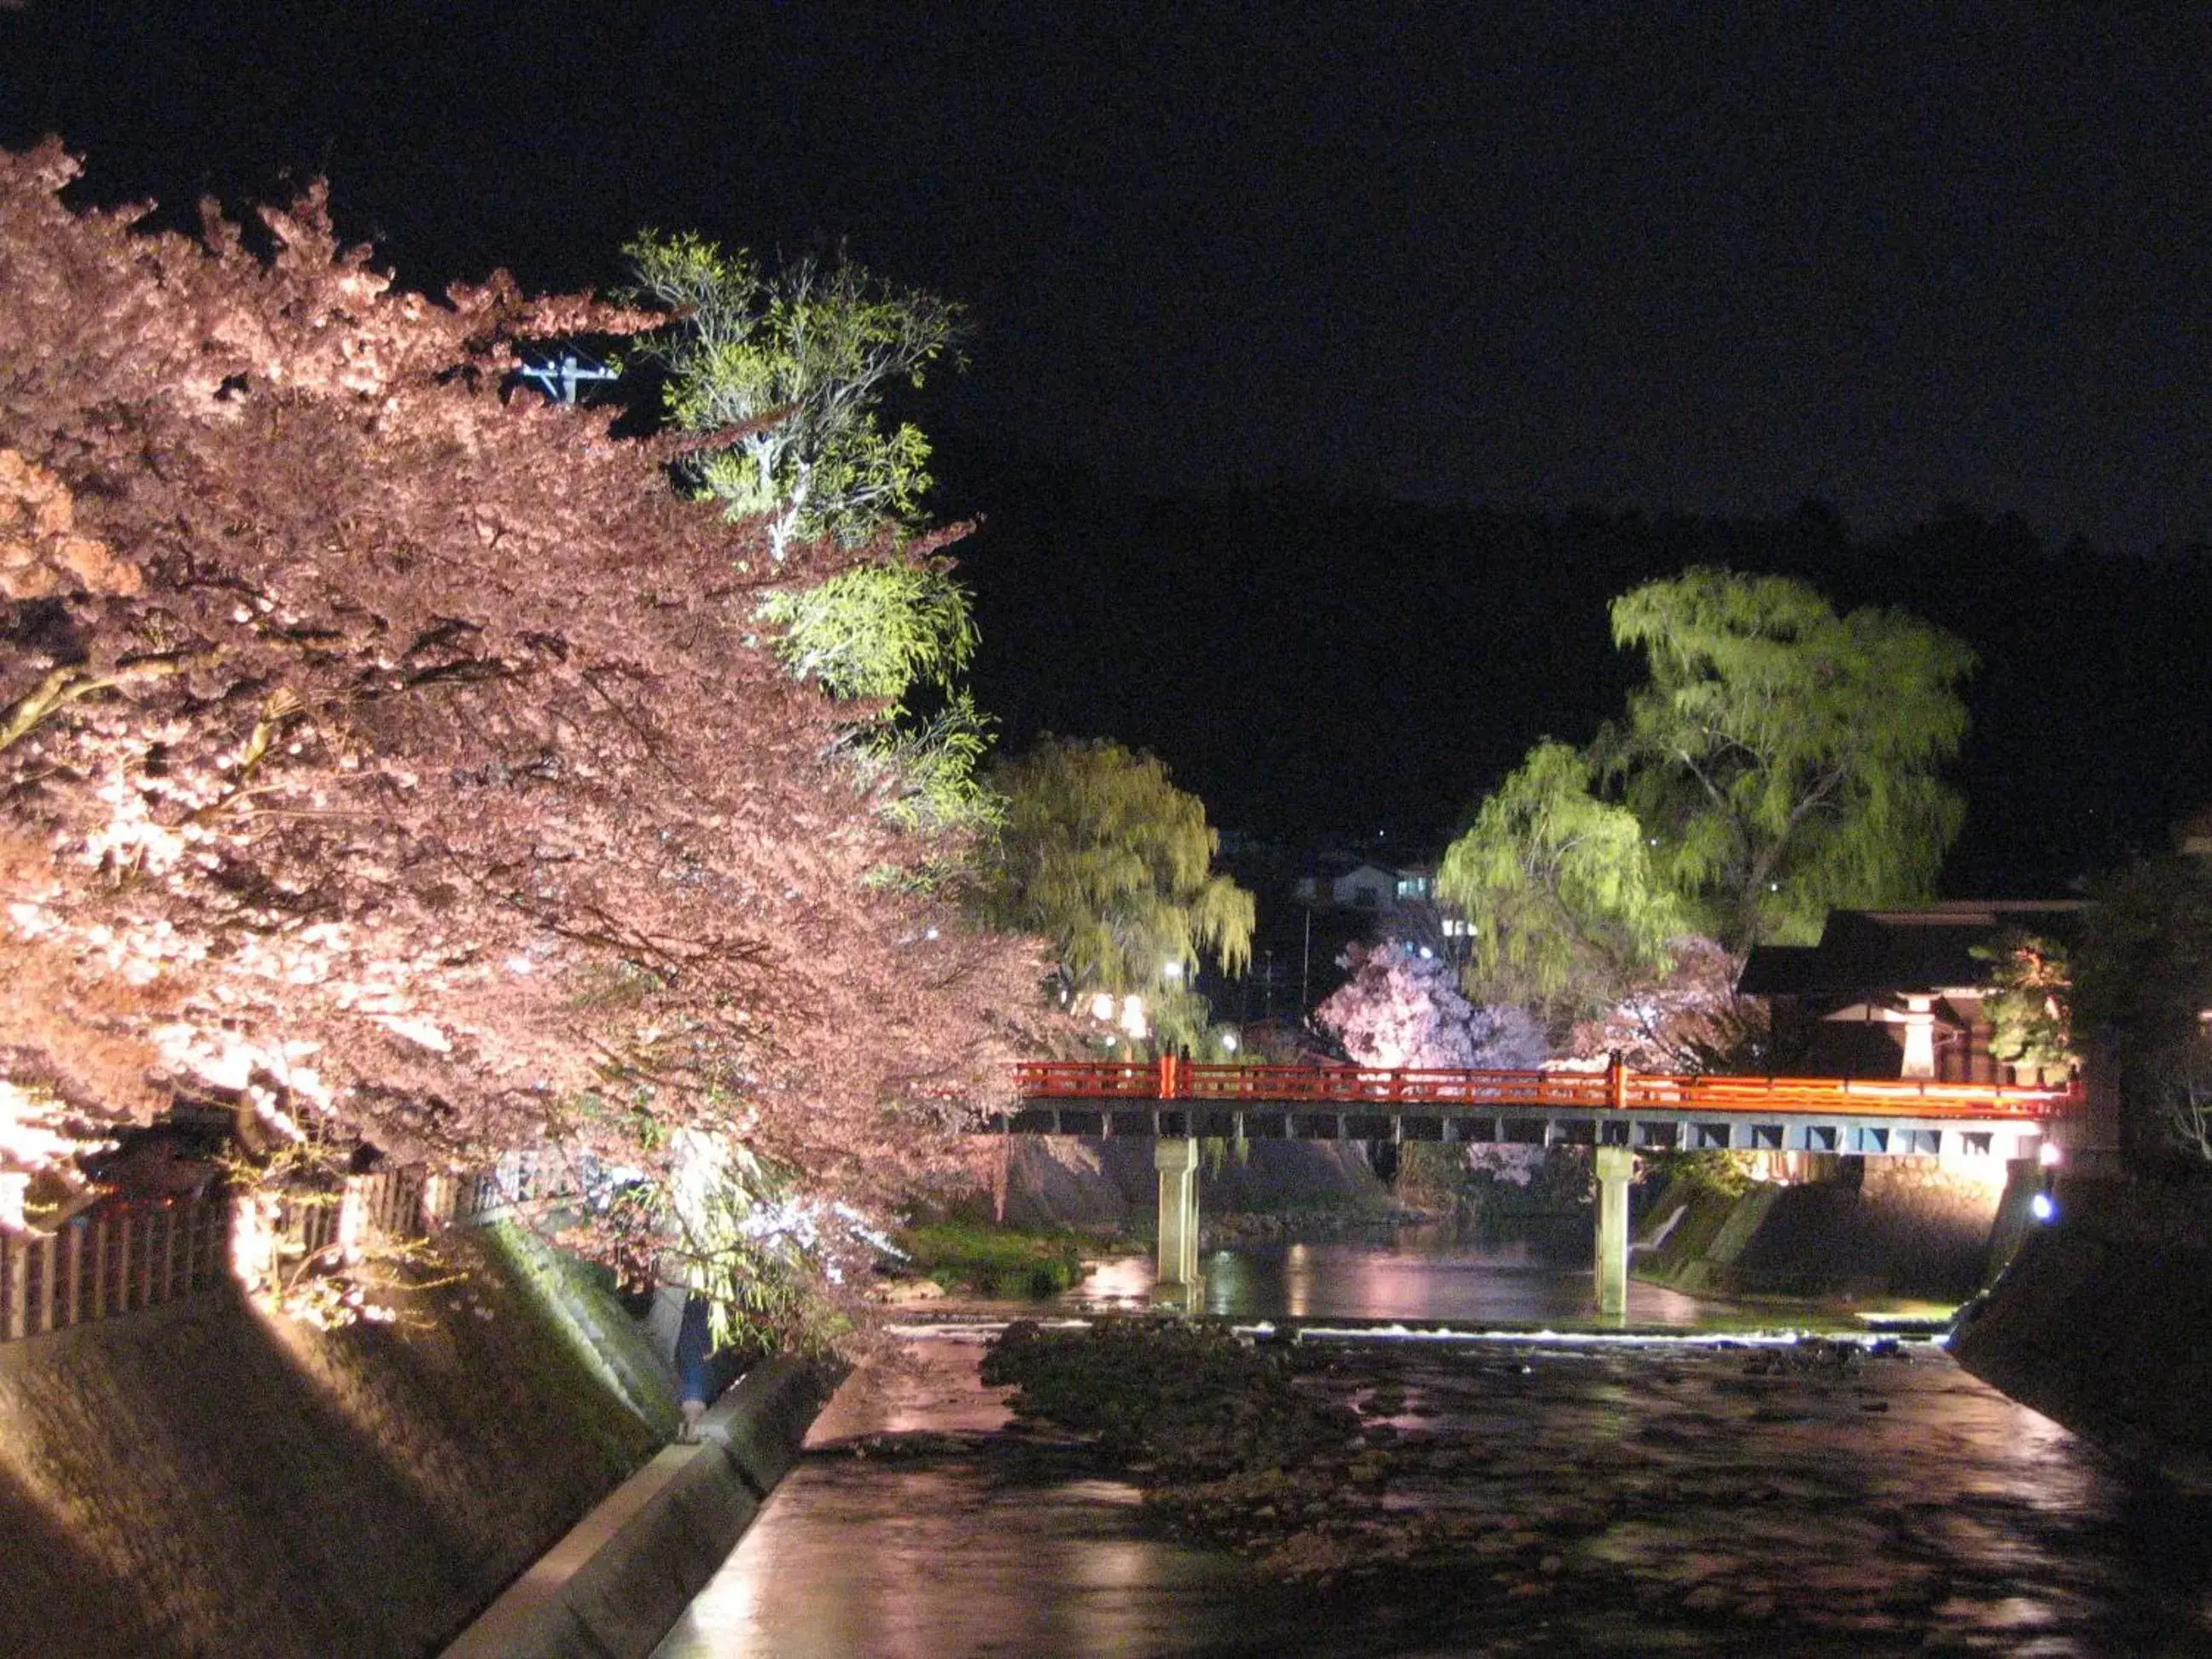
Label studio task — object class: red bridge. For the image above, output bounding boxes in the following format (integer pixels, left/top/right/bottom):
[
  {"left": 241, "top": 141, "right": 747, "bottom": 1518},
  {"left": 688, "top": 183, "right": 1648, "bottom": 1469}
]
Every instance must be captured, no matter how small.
[
  {"left": 999, "top": 1058, "right": 2078, "bottom": 1307},
  {"left": 1001, "top": 1057, "right": 2075, "bottom": 1159}
]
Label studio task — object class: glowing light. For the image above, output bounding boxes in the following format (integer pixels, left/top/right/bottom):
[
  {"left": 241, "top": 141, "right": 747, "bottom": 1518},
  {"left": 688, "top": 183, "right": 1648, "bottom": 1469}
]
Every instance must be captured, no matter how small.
[
  {"left": 2038, "top": 1142, "right": 2063, "bottom": 1168},
  {"left": 1161, "top": 958, "right": 1184, "bottom": 981},
  {"left": 1089, "top": 992, "right": 1115, "bottom": 1022},
  {"left": 1220, "top": 1030, "right": 1239, "bottom": 1053},
  {"left": 2030, "top": 1191, "right": 2057, "bottom": 1223}
]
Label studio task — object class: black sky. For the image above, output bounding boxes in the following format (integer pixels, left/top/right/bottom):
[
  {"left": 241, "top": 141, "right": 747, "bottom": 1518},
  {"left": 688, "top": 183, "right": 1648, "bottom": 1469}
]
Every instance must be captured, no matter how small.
[
  {"left": 5, "top": 4, "right": 2210, "bottom": 889},
  {"left": 9, "top": 5, "right": 2212, "bottom": 548}
]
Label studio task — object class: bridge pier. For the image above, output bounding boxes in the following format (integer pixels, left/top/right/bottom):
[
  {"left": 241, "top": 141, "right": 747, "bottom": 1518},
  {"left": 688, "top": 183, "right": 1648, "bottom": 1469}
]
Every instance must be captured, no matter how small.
[
  {"left": 1155, "top": 1138, "right": 1201, "bottom": 1293},
  {"left": 1595, "top": 1144, "right": 1633, "bottom": 1320}
]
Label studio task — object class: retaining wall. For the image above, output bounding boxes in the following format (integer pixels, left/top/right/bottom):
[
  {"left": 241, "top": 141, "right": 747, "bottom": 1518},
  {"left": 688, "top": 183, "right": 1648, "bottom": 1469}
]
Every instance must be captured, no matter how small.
[
  {"left": 997, "top": 1134, "right": 1388, "bottom": 1235},
  {"left": 441, "top": 1353, "right": 843, "bottom": 1659},
  {"left": 0, "top": 1224, "right": 669, "bottom": 1658},
  {"left": 1951, "top": 1175, "right": 2212, "bottom": 1491},
  {"left": 1636, "top": 1155, "right": 2017, "bottom": 1301}
]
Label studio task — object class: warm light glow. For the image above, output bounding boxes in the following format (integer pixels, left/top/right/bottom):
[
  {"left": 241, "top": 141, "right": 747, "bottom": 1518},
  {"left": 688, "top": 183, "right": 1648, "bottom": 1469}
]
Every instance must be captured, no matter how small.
[
  {"left": 1089, "top": 992, "right": 1115, "bottom": 1022},
  {"left": 2038, "top": 1142, "right": 2063, "bottom": 1168},
  {"left": 1162, "top": 958, "right": 1184, "bottom": 981}
]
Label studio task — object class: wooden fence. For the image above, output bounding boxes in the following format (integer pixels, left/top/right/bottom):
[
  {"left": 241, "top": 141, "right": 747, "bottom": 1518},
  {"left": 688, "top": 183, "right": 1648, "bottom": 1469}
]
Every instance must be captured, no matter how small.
[
  {"left": 0, "top": 1143, "right": 582, "bottom": 1345},
  {"left": 1, "top": 1191, "right": 233, "bottom": 1343}
]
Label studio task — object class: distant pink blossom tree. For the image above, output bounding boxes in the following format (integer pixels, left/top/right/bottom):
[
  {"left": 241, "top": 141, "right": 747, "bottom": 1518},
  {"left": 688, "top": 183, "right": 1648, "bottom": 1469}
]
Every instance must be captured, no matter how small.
[{"left": 1316, "top": 943, "right": 1547, "bottom": 1071}]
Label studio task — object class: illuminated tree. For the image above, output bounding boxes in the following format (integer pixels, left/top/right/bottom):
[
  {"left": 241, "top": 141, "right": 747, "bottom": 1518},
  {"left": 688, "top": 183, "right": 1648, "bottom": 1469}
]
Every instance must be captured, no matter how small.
[
  {"left": 1316, "top": 942, "right": 1546, "bottom": 1070},
  {"left": 1972, "top": 929, "right": 2075, "bottom": 1082},
  {"left": 624, "top": 231, "right": 961, "bottom": 564},
  {"left": 978, "top": 737, "right": 1254, "bottom": 1051},
  {"left": 627, "top": 232, "right": 992, "bottom": 859},
  {"left": 0, "top": 143, "right": 1044, "bottom": 1344},
  {"left": 1438, "top": 742, "right": 1685, "bottom": 1027},
  {"left": 1565, "top": 936, "right": 1768, "bottom": 1074},
  {"left": 1604, "top": 568, "right": 1976, "bottom": 949}
]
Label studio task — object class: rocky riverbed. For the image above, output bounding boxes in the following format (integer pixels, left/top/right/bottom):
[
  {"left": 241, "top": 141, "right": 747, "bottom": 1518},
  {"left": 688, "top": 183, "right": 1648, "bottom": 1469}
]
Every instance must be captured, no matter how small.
[{"left": 964, "top": 1318, "right": 2212, "bottom": 1653}]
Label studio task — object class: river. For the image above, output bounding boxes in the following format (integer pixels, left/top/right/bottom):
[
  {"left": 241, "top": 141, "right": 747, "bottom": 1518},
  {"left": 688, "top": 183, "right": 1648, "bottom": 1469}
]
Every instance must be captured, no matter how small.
[{"left": 654, "top": 1229, "right": 2212, "bottom": 1656}]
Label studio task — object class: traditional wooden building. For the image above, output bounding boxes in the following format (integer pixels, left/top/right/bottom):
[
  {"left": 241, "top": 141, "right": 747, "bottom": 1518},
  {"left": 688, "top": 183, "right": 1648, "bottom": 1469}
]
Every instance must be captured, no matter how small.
[{"left": 1740, "top": 901, "right": 2081, "bottom": 1084}]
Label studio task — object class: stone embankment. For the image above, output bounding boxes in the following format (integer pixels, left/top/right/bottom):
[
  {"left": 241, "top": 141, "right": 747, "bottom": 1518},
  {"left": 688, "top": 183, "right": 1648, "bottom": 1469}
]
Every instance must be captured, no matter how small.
[
  {"left": 1951, "top": 1174, "right": 2212, "bottom": 1490},
  {"left": 441, "top": 1353, "right": 841, "bottom": 1659},
  {"left": 994, "top": 1134, "right": 1389, "bottom": 1237},
  {"left": 0, "top": 1224, "right": 675, "bottom": 1658},
  {"left": 1633, "top": 1154, "right": 2026, "bottom": 1303}
]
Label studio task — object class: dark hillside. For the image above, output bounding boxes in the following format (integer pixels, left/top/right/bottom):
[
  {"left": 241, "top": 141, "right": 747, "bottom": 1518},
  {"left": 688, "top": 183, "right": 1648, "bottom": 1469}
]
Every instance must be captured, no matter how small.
[{"left": 946, "top": 445, "right": 2211, "bottom": 893}]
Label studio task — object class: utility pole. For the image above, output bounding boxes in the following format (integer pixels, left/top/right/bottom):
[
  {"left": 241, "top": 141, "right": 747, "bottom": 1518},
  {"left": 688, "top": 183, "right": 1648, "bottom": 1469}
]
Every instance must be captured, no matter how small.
[{"left": 518, "top": 351, "right": 619, "bottom": 405}]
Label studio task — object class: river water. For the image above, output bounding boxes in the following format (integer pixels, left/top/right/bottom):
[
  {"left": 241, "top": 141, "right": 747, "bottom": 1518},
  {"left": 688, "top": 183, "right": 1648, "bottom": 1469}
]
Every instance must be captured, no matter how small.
[{"left": 655, "top": 1231, "right": 2212, "bottom": 1657}]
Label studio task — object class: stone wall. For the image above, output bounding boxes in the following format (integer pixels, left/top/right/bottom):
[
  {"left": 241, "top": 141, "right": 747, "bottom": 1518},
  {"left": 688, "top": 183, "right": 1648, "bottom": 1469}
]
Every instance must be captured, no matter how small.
[
  {"left": 0, "top": 1224, "right": 672, "bottom": 1658},
  {"left": 1636, "top": 1155, "right": 2016, "bottom": 1302},
  {"left": 996, "top": 1135, "right": 1389, "bottom": 1236},
  {"left": 1951, "top": 1175, "right": 2212, "bottom": 1490},
  {"left": 440, "top": 1354, "right": 841, "bottom": 1659}
]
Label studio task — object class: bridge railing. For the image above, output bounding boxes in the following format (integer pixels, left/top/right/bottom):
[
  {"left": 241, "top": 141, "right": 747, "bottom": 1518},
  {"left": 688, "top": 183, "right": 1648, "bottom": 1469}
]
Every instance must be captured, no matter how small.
[{"left": 1013, "top": 1058, "right": 2078, "bottom": 1121}]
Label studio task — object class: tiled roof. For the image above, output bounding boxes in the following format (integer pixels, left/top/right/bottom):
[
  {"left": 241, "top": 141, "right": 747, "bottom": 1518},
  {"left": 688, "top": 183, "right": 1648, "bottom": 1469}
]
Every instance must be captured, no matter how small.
[{"left": 1738, "top": 902, "right": 2082, "bottom": 998}]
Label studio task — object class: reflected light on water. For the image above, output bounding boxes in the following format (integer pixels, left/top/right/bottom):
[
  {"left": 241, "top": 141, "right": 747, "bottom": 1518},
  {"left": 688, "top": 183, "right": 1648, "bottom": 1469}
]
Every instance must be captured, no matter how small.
[
  {"left": 1284, "top": 1241, "right": 1313, "bottom": 1318},
  {"left": 1076, "top": 1255, "right": 1155, "bottom": 1307}
]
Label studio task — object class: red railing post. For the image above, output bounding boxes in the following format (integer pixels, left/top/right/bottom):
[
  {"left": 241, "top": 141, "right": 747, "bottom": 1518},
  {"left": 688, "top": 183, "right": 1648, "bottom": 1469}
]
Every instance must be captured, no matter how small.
[{"left": 1608, "top": 1051, "right": 1627, "bottom": 1113}]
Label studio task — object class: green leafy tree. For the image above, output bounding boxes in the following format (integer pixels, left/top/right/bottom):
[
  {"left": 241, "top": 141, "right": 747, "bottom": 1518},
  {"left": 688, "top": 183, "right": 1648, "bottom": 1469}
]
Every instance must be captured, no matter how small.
[
  {"left": 1437, "top": 742, "right": 1686, "bottom": 1027},
  {"left": 754, "top": 555, "right": 977, "bottom": 701},
  {"left": 627, "top": 232, "right": 992, "bottom": 854},
  {"left": 1604, "top": 568, "right": 1976, "bottom": 949},
  {"left": 978, "top": 737, "right": 1254, "bottom": 1051},
  {"left": 1972, "top": 929, "right": 2075, "bottom": 1082},
  {"left": 625, "top": 231, "right": 962, "bottom": 563},
  {"left": 2075, "top": 854, "right": 2212, "bottom": 1163}
]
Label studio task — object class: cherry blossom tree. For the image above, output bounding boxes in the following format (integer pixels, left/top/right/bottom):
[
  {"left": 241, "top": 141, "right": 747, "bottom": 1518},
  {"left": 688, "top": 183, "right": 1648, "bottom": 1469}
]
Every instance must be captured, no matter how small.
[
  {"left": 0, "top": 143, "right": 1045, "bottom": 1341},
  {"left": 1315, "top": 942, "right": 1546, "bottom": 1071}
]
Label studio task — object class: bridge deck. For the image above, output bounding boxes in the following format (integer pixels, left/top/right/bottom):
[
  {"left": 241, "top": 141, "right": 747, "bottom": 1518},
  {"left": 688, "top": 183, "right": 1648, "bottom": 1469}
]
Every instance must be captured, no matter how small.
[{"left": 993, "top": 1059, "right": 2075, "bottom": 1159}]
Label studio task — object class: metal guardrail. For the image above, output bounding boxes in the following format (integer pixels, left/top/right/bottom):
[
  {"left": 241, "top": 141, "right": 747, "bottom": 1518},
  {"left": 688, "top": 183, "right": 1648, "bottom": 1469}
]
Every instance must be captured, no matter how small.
[{"left": 1014, "top": 1057, "right": 2079, "bottom": 1123}]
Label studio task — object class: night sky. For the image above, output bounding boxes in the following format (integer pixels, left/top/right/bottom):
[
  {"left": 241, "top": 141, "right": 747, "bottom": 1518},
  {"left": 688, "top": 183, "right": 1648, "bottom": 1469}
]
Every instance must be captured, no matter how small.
[{"left": 6, "top": 4, "right": 2210, "bottom": 893}]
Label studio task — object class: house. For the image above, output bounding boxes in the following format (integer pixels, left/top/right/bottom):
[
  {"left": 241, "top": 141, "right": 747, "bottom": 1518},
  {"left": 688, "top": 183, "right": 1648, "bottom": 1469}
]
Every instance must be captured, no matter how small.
[
  {"left": 1295, "top": 857, "right": 1435, "bottom": 911},
  {"left": 1739, "top": 901, "right": 2082, "bottom": 1084}
]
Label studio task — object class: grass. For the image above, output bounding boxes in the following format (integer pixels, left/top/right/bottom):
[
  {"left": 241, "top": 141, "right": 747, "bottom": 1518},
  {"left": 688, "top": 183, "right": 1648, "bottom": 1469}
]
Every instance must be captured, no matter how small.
[{"left": 898, "top": 1219, "right": 1087, "bottom": 1299}]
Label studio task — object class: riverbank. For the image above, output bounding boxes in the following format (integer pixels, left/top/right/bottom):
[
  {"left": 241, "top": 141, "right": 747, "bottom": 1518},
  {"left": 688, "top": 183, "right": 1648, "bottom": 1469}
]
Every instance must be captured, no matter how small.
[
  {"left": 0, "top": 1224, "right": 672, "bottom": 1658},
  {"left": 1952, "top": 1173, "right": 2212, "bottom": 1491},
  {"left": 1633, "top": 1155, "right": 2016, "bottom": 1304}
]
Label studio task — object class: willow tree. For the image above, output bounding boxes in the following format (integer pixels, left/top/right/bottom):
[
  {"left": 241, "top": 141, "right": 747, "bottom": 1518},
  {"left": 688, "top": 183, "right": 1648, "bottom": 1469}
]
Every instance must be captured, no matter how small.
[
  {"left": 979, "top": 738, "right": 1254, "bottom": 1052},
  {"left": 1604, "top": 568, "right": 1976, "bottom": 950},
  {"left": 1437, "top": 742, "right": 1686, "bottom": 1027}
]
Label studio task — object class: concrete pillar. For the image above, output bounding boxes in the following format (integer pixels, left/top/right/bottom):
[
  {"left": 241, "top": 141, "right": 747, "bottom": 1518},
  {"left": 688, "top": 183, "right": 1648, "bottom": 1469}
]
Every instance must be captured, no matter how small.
[
  {"left": 1155, "top": 1138, "right": 1201, "bottom": 1292},
  {"left": 1594, "top": 1144, "right": 1634, "bottom": 1321}
]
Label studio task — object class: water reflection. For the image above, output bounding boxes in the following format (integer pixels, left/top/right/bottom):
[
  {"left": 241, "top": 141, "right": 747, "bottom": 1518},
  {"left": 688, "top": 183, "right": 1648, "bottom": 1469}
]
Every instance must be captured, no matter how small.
[{"left": 1066, "top": 1225, "right": 1714, "bottom": 1328}]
